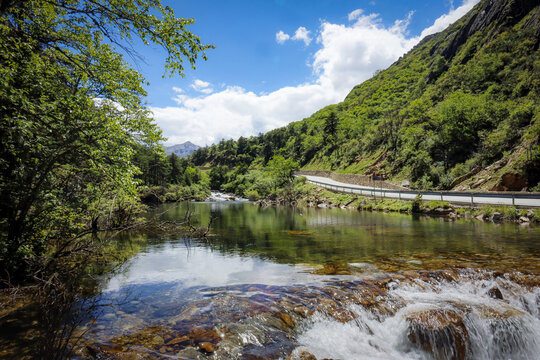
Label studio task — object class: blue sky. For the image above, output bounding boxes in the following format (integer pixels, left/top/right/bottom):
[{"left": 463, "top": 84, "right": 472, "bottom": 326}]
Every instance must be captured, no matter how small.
[{"left": 131, "top": 0, "right": 480, "bottom": 146}]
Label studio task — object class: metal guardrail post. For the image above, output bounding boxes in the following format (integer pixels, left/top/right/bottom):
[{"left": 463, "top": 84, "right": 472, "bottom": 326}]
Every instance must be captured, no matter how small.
[
  {"left": 440, "top": 192, "right": 443, "bottom": 201},
  {"left": 512, "top": 194, "right": 515, "bottom": 206},
  {"left": 471, "top": 194, "right": 474, "bottom": 207}
]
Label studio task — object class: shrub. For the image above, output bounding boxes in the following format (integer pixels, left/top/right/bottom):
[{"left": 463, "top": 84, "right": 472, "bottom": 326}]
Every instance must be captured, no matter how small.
[{"left": 411, "top": 194, "right": 423, "bottom": 213}]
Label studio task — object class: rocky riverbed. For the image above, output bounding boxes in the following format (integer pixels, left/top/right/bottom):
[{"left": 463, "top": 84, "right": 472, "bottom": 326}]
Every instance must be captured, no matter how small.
[{"left": 75, "top": 266, "right": 539, "bottom": 359}]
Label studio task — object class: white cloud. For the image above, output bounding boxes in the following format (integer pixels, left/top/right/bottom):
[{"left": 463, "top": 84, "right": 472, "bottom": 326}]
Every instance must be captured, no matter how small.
[
  {"left": 190, "top": 79, "right": 213, "bottom": 94},
  {"left": 172, "top": 86, "right": 183, "bottom": 93},
  {"left": 276, "top": 26, "right": 312, "bottom": 45},
  {"left": 292, "top": 26, "right": 312, "bottom": 45},
  {"left": 420, "top": 0, "right": 479, "bottom": 38},
  {"left": 348, "top": 9, "right": 363, "bottom": 21},
  {"left": 275, "top": 30, "right": 290, "bottom": 44},
  {"left": 153, "top": 1, "right": 478, "bottom": 146}
]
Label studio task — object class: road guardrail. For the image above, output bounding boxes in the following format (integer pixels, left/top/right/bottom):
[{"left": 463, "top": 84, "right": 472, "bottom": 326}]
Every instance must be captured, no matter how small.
[{"left": 305, "top": 179, "right": 540, "bottom": 208}]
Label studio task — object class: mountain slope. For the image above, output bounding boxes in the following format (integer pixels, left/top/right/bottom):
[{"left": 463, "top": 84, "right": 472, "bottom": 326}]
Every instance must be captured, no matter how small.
[
  {"left": 192, "top": 0, "right": 540, "bottom": 191},
  {"left": 165, "top": 141, "right": 200, "bottom": 157}
]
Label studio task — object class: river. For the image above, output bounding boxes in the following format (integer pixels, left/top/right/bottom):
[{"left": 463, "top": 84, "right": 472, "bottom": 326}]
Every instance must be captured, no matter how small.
[{"left": 75, "top": 200, "right": 539, "bottom": 359}]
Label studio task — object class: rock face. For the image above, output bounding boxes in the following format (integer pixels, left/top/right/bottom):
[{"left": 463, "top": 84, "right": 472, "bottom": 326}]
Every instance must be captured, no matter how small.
[
  {"left": 490, "top": 173, "right": 528, "bottom": 191},
  {"left": 441, "top": 0, "right": 540, "bottom": 60},
  {"left": 407, "top": 309, "right": 469, "bottom": 360}
]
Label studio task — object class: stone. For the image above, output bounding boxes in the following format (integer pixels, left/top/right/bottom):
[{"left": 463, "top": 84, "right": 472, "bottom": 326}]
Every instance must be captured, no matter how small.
[
  {"left": 198, "top": 341, "right": 215, "bottom": 353},
  {"left": 519, "top": 216, "right": 530, "bottom": 223},
  {"left": 150, "top": 335, "right": 165, "bottom": 347},
  {"left": 279, "top": 313, "right": 295, "bottom": 328},
  {"left": 328, "top": 308, "right": 357, "bottom": 323},
  {"left": 87, "top": 342, "right": 125, "bottom": 355},
  {"left": 475, "top": 214, "right": 484, "bottom": 221},
  {"left": 490, "top": 173, "right": 528, "bottom": 191},
  {"left": 407, "top": 309, "right": 469, "bottom": 360},
  {"left": 431, "top": 207, "right": 453, "bottom": 215},
  {"left": 471, "top": 178, "right": 486, "bottom": 188},
  {"left": 476, "top": 304, "right": 525, "bottom": 319},
  {"left": 293, "top": 306, "right": 311, "bottom": 318},
  {"left": 165, "top": 335, "right": 190, "bottom": 346},
  {"left": 189, "top": 327, "right": 220, "bottom": 344},
  {"left": 287, "top": 349, "right": 318, "bottom": 360},
  {"left": 490, "top": 212, "right": 503, "bottom": 222},
  {"left": 487, "top": 287, "right": 503, "bottom": 300}
]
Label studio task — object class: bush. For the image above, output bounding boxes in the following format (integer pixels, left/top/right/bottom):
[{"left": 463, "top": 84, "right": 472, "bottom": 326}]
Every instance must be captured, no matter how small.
[{"left": 411, "top": 194, "right": 423, "bottom": 213}]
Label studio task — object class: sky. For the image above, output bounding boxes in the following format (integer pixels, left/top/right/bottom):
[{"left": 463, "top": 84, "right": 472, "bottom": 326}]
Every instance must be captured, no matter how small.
[{"left": 131, "top": 0, "right": 480, "bottom": 146}]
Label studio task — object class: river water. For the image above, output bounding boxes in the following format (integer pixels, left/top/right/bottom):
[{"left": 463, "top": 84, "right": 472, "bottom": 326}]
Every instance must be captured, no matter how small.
[{"left": 75, "top": 200, "right": 539, "bottom": 359}]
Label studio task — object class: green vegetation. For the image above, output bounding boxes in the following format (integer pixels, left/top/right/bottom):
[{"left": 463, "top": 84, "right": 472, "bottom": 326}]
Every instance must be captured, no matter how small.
[
  {"left": 0, "top": 0, "right": 212, "bottom": 281},
  {"left": 208, "top": 155, "right": 300, "bottom": 200},
  {"left": 192, "top": 0, "right": 539, "bottom": 192}
]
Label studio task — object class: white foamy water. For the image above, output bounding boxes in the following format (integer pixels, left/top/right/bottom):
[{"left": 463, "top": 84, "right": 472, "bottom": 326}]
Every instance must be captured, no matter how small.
[
  {"left": 205, "top": 191, "right": 248, "bottom": 202},
  {"left": 296, "top": 272, "right": 540, "bottom": 360}
]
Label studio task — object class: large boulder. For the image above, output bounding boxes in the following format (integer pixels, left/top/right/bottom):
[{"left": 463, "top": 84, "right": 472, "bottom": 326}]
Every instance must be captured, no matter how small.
[{"left": 406, "top": 309, "right": 469, "bottom": 360}]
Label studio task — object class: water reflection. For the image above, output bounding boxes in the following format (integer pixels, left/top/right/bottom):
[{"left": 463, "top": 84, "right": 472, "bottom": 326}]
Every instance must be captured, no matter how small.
[
  {"left": 78, "top": 202, "right": 539, "bottom": 359},
  {"left": 147, "top": 202, "right": 539, "bottom": 271},
  {"left": 104, "top": 243, "right": 326, "bottom": 293}
]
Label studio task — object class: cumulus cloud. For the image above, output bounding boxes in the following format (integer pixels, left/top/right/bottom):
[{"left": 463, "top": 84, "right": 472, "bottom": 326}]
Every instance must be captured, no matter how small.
[
  {"left": 275, "top": 30, "right": 290, "bottom": 44},
  {"left": 348, "top": 9, "right": 363, "bottom": 21},
  {"left": 292, "top": 27, "right": 312, "bottom": 45},
  {"left": 276, "top": 26, "right": 312, "bottom": 45},
  {"left": 154, "top": 1, "right": 477, "bottom": 146},
  {"left": 420, "top": 0, "right": 479, "bottom": 38},
  {"left": 190, "top": 79, "right": 213, "bottom": 94}
]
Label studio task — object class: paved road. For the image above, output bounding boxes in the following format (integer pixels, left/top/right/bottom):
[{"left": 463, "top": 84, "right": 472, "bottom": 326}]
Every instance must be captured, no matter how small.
[{"left": 301, "top": 175, "right": 540, "bottom": 208}]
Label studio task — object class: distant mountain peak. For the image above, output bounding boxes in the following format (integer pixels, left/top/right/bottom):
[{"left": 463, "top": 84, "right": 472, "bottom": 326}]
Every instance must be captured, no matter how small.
[{"left": 164, "top": 141, "right": 200, "bottom": 157}]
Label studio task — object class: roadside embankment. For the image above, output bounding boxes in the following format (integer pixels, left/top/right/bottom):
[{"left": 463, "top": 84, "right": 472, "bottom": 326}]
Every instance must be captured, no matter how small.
[{"left": 257, "top": 183, "right": 539, "bottom": 224}]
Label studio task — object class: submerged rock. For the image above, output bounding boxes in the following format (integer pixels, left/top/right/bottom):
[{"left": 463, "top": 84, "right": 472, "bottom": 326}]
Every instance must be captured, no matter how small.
[
  {"left": 279, "top": 313, "right": 295, "bottom": 328},
  {"left": 198, "top": 341, "right": 216, "bottom": 353}
]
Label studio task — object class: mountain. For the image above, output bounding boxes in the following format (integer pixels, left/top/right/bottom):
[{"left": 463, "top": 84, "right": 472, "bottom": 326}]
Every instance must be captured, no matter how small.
[
  {"left": 191, "top": 0, "right": 540, "bottom": 192},
  {"left": 165, "top": 141, "right": 200, "bottom": 157}
]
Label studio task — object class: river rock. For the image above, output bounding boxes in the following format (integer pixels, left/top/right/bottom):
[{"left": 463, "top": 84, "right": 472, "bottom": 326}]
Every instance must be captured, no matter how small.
[
  {"left": 165, "top": 335, "right": 190, "bottom": 346},
  {"left": 329, "top": 308, "right": 358, "bottom": 323},
  {"left": 406, "top": 309, "right": 469, "bottom": 360},
  {"left": 519, "top": 216, "right": 529, "bottom": 223},
  {"left": 189, "top": 327, "right": 221, "bottom": 344},
  {"left": 487, "top": 287, "right": 503, "bottom": 300},
  {"left": 287, "top": 349, "right": 318, "bottom": 360},
  {"left": 86, "top": 342, "right": 125, "bottom": 355},
  {"left": 198, "top": 341, "right": 216, "bottom": 353},
  {"left": 279, "top": 313, "right": 295, "bottom": 328},
  {"left": 490, "top": 212, "right": 503, "bottom": 222},
  {"left": 432, "top": 207, "right": 454, "bottom": 215}
]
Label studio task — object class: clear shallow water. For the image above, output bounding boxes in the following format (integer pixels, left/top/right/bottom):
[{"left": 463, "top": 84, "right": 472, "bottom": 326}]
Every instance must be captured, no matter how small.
[{"left": 78, "top": 202, "right": 539, "bottom": 359}]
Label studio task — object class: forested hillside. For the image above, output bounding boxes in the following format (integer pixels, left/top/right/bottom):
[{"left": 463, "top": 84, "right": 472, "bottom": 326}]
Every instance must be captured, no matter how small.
[{"left": 192, "top": 0, "right": 540, "bottom": 192}]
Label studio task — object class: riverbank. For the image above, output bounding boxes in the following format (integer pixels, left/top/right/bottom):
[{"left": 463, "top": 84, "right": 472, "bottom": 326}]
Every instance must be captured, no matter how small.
[{"left": 257, "top": 183, "right": 540, "bottom": 224}]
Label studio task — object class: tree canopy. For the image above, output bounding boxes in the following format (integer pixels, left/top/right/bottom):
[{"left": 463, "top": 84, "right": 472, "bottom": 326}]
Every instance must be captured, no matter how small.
[{"left": 0, "top": 0, "right": 213, "bottom": 279}]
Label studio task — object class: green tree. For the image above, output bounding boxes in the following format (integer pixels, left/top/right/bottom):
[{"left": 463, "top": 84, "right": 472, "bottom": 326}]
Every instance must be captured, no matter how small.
[
  {"left": 267, "top": 155, "right": 299, "bottom": 189},
  {"left": 209, "top": 165, "right": 229, "bottom": 190},
  {"left": 323, "top": 111, "right": 339, "bottom": 144},
  {"left": 168, "top": 153, "right": 185, "bottom": 184},
  {"left": 0, "top": 0, "right": 213, "bottom": 278}
]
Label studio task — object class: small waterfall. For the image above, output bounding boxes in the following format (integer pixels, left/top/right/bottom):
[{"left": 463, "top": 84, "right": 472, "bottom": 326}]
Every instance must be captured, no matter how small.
[
  {"left": 206, "top": 191, "right": 247, "bottom": 202},
  {"left": 296, "top": 271, "right": 540, "bottom": 360}
]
